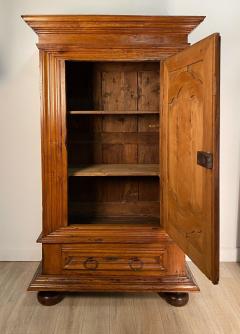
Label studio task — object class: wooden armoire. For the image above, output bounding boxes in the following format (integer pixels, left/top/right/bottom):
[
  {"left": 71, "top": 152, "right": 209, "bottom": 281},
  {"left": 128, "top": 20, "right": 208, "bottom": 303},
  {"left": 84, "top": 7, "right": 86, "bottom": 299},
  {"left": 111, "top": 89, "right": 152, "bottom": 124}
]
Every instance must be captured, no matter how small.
[{"left": 23, "top": 15, "right": 220, "bottom": 306}]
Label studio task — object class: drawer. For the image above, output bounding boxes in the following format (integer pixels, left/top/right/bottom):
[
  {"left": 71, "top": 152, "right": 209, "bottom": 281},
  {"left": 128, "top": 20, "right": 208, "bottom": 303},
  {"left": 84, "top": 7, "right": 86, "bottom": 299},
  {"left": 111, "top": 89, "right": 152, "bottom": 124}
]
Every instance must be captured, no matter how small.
[{"left": 61, "top": 244, "right": 167, "bottom": 276}]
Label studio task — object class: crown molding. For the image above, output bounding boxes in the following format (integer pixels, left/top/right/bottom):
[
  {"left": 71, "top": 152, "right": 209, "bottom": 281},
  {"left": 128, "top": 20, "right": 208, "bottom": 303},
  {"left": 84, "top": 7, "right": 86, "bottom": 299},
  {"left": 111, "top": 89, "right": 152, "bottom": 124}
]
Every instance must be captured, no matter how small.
[{"left": 22, "top": 15, "right": 205, "bottom": 37}]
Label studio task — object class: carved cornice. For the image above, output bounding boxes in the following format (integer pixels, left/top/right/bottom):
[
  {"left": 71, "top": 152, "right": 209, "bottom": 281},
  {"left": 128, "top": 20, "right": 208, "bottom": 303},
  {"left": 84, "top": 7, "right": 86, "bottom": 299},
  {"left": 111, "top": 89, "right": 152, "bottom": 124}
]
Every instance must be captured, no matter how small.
[
  {"left": 22, "top": 15, "right": 205, "bottom": 51},
  {"left": 22, "top": 15, "right": 205, "bottom": 34}
]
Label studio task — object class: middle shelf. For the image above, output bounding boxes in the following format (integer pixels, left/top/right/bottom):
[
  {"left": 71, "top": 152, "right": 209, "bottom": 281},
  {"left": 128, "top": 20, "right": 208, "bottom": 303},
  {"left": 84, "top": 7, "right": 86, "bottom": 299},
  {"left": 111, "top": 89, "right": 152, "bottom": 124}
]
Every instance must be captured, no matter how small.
[
  {"left": 68, "top": 164, "right": 159, "bottom": 177},
  {"left": 68, "top": 110, "right": 159, "bottom": 115}
]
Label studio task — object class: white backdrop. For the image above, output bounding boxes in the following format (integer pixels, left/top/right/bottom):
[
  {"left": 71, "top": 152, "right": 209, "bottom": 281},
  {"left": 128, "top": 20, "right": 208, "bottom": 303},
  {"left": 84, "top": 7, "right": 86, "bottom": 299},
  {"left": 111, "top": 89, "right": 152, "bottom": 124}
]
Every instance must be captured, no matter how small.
[{"left": 0, "top": 0, "right": 239, "bottom": 261}]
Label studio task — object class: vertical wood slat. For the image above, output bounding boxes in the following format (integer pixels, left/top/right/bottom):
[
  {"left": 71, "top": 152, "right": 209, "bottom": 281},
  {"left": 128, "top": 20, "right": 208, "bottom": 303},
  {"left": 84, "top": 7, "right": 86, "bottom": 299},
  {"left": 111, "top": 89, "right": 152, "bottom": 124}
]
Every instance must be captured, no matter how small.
[
  {"left": 93, "top": 62, "right": 159, "bottom": 113},
  {"left": 100, "top": 65, "right": 138, "bottom": 164},
  {"left": 101, "top": 71, "right": 138, "bottom": 111},
  {"left": 41, "top": 52, "right": 68, "bottom": 235},
  {"left": 67, "top": 62, "right": 160, "bottom": 166},
  {"left": 68, "top": 177, "right": 159, "bottom": 202},
  {"left": 138, "top": 70, "right": 160, "bottom": 111}
]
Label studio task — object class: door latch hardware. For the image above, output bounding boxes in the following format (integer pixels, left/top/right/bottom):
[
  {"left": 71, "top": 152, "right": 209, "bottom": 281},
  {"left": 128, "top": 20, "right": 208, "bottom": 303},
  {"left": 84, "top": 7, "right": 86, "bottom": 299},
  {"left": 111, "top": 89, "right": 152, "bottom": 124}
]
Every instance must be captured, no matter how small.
[{"left": 197, "top": 151, "right": 213, "bottom": 169}]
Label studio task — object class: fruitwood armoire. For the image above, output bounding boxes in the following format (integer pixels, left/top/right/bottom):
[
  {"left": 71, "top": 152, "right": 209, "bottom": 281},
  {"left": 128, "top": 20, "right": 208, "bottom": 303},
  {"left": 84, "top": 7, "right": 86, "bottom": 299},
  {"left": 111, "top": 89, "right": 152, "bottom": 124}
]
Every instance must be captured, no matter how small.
[{"left": 23, "top": 15, "right": 220, "bottom": 306}]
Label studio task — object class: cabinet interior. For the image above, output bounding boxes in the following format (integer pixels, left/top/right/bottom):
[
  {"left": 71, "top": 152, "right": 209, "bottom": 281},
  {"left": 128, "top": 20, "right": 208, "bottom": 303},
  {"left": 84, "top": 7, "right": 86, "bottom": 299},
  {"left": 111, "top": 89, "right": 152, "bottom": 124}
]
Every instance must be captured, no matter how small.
[{"left": 66, "top": 61, "right": 160, "bottom": 225}]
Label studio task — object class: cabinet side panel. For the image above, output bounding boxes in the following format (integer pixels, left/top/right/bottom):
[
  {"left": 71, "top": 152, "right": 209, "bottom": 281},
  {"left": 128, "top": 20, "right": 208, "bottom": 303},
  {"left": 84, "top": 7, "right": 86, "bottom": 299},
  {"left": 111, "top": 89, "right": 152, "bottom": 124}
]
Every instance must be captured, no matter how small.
[
  {"left": 42, "top": 244, "right": 62, "bottom": 274},
  {"left": 40, "top": 52, "right": 68, "bottom": 235}
]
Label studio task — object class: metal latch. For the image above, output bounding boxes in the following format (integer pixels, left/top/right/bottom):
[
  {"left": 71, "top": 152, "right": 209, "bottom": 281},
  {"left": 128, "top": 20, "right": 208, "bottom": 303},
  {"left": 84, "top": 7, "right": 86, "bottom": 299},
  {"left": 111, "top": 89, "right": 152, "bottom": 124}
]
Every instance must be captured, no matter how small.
[{"left": 197, "top": 151, "right": 213, "bottom": 169}]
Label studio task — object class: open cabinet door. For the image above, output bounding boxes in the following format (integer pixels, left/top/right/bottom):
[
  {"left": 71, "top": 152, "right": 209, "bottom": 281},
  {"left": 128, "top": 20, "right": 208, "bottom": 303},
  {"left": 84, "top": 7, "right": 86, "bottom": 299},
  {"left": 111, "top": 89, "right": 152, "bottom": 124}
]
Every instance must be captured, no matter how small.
[{"left": 160, "top": 34, "right": 220, "bottom": 283}]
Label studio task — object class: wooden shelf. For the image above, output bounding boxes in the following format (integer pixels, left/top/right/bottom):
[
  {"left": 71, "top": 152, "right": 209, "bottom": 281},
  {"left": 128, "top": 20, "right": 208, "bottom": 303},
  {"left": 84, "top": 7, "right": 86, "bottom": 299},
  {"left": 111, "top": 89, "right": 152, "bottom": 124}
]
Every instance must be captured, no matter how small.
[
  {"left": 69, "top": 110, "right": 159, "bottom": 115},
  {"left": 68, "top": 164, "right": 159, "bottom": 176}
]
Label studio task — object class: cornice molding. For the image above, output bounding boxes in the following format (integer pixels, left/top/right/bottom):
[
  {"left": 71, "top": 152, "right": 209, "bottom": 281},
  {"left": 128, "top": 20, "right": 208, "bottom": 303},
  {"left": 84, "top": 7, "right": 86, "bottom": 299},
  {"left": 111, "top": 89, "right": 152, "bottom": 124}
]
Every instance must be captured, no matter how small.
[{"left": 22, "top": 15, "right": 205, "bottom": 35}]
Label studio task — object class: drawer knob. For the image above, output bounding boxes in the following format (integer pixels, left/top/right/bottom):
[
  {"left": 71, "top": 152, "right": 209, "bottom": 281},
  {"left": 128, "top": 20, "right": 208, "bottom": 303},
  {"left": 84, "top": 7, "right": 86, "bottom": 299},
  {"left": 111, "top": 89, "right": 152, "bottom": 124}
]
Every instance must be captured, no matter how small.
[
  {"left": 83, "top": 257, "right": 98, "bottom": 270},
  {"left": 129, "top": 257, "right": 143, "bottom": 271}
]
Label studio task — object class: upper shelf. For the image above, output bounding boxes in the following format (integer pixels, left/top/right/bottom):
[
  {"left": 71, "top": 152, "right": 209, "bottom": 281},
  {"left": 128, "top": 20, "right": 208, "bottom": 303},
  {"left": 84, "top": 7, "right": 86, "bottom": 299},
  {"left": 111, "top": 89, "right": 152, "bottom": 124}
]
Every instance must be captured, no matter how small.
[
  {"left": 68, "top": 164, "right": 159, "bottom": 177},
  {"left": 69, "top": 110, "right": 159, "bottom": 115}
]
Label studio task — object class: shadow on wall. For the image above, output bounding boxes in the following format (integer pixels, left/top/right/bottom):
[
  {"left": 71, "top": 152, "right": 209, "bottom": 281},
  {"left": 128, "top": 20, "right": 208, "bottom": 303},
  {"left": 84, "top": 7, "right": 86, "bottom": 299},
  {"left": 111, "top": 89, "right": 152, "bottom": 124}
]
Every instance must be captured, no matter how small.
[{"left": 0, "top": 54, "right": 5, "bottom": 80}]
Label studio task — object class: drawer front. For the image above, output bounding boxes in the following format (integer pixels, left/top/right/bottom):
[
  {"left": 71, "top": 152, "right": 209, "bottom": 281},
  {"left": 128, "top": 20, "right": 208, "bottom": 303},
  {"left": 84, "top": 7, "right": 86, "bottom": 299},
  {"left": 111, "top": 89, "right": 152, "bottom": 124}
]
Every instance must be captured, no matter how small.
[{"left": 61, "top": 244, "right": 167, "bottom": 276}]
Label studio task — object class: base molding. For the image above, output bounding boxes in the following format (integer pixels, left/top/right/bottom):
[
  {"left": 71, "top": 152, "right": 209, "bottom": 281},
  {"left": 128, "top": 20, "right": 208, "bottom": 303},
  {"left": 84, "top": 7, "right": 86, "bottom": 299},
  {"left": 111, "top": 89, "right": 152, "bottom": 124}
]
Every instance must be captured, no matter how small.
[{"left": 28, "top": 262, "right": 199, "bottom": 293}]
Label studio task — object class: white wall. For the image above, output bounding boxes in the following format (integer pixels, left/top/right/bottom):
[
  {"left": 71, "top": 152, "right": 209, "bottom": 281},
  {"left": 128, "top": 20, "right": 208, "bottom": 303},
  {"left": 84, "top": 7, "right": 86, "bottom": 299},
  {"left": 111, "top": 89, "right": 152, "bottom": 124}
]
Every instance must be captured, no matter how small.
[{"left": 0, "top": 0, "right": 239, "bottom": 261}]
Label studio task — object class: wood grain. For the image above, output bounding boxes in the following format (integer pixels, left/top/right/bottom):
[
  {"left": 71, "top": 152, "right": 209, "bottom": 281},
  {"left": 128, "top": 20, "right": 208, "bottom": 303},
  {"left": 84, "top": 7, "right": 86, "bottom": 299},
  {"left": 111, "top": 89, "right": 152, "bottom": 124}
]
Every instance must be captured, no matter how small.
[
  {"left": 67, "top": 114, "right": 159, "bottom": 166},
  {"left": 39, "top": 53, "right": 68, "bottom": 235},
  {"left": 61, "top": 243, "right": 167, "bottom": 275},
  {"left": 69, "top": 110, "right": 159, "bottom": 114},
  {"left": 38, "top": 222, "right": 169, "bottom": 244},
  {"left": 68, "top": 176, "right": 159, "bottom": 222},
  {"left": 160, "top": 33, "right": 220, "bottom": 283},
  {"left": 29, "top": 261, "right": 197, "bottom": 292},
  {"left": 21, "top": 15, "right": 220, "bottom": 296},
  {"left": 66, "top": 62, "right": 159, "bottom": 112},
  {"left": 22, "top": 15, "right": 205, "bottom": 53},
  {"left": 68, "top": 164, "right": 159, "bottom": 176},
  {"left": 68, "top": 201, "right": 160, "bottom": 219}
]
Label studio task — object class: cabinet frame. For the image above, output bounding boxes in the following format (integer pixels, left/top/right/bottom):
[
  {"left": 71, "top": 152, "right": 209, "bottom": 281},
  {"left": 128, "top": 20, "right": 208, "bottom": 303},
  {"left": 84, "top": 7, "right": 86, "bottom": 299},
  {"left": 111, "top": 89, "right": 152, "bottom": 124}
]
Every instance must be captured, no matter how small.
[{"left": 22, "top": 15, "right": 219, "bottom": 296}]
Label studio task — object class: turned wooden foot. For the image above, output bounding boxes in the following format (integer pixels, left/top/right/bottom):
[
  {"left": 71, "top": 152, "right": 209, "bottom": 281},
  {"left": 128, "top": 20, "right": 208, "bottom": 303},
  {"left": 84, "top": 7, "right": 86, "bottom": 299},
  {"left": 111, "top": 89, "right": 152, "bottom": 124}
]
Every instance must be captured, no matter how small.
[
  {"left": 159, "top": 292, "right": 189, "bottom": 307},
  {"left": 37, "top": 291, "right": 64, "bottom": 306}
]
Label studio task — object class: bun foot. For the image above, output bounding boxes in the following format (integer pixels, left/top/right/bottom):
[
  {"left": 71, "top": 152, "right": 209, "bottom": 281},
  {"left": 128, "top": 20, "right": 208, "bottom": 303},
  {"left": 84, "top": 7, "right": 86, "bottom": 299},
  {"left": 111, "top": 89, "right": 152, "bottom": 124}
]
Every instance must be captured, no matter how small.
[
  {"left": 37, "top": 291, "right": 64, "bottom": 306},
  {"left": 159, "top": 292, "right": 189, "bottom": 307}
]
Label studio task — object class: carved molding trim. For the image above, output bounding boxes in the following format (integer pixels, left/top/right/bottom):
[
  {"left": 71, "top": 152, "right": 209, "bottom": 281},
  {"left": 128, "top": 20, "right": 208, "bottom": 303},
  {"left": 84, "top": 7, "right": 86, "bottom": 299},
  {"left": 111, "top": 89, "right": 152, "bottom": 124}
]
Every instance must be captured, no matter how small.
[{"left": 22, "top": 15, "right": 205, "bottom": 35}]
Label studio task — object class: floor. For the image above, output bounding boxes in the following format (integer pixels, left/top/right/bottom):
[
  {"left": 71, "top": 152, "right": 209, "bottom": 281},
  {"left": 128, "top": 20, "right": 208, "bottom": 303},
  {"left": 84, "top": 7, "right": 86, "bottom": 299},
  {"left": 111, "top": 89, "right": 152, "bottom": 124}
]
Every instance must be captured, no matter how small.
[{"left": 0, "top": 262, "right": 240, "bottom": 334}]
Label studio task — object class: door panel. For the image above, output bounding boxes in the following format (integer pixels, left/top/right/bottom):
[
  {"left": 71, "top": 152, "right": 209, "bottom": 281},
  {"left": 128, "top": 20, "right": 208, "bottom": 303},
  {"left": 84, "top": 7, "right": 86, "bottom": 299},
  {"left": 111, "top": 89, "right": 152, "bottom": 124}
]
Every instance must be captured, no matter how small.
[{"left": 160, "top": 34, "right": 220, "bottom": 283}]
